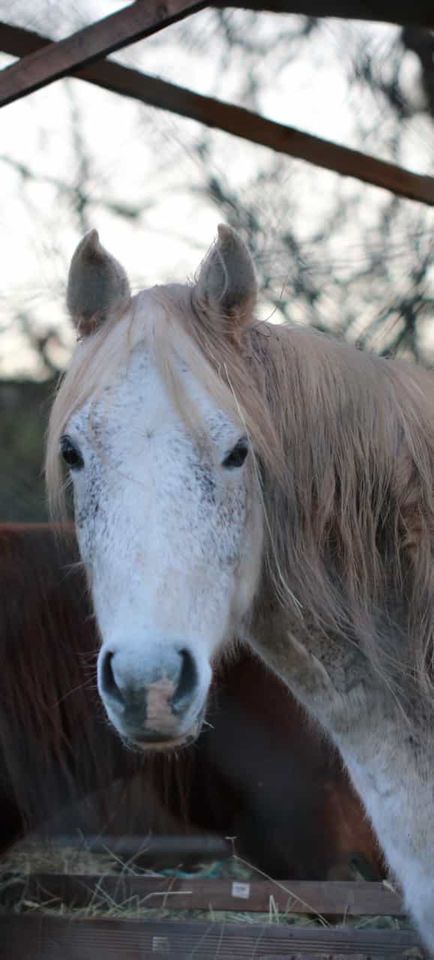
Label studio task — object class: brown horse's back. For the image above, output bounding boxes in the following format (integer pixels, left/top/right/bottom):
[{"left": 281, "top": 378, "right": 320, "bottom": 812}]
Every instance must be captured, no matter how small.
[
  {"left": 188, "top": 656, "right": 382, "bottom": 878},
  {"left": 0, "top": 523, "right": 382, "bottom": 878}
]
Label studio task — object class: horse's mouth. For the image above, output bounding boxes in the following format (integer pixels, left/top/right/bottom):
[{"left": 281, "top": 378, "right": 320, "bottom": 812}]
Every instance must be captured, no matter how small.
[{"left": 121, "top": 716, "right": 204, "bottom": 753}]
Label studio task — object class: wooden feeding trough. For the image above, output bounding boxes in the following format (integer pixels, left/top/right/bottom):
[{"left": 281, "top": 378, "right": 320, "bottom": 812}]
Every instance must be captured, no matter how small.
[{"left": 0, "top": 834, "right": 427, "bottom": 959}]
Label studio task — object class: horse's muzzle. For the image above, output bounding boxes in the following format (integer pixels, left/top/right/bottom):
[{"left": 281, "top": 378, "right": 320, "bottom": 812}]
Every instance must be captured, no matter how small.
[{"left": 97, "top": 643, "right": 206, "bottom": 746}]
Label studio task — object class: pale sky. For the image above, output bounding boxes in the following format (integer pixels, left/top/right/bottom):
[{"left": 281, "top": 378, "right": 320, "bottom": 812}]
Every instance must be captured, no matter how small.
[{"left": 0, "top": 1, "right": 432, "bottom": 375}]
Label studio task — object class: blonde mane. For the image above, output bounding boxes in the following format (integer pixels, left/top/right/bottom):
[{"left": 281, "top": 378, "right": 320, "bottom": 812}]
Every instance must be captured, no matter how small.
[{"left": 46, "top": 284, "right": 434, "bottom": 703}]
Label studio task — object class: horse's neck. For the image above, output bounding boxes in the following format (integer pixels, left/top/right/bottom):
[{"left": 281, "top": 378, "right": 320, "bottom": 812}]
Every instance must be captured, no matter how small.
[
  {"left": 249, "top": 604, "right": 434, "bottom": 950},
  {"left": 333, "top": 705, "right": 434, "bottom": 950}
]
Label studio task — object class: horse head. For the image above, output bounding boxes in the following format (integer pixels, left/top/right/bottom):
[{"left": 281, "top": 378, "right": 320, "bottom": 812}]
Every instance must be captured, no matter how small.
[{"left": 47, "top": 227, "right": 264, "bottom": 749}]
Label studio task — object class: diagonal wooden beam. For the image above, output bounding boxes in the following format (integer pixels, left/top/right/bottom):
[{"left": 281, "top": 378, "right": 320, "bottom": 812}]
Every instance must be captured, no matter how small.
[
  {"left": 1, "top": 22, "right": 433, "bottom": 206},
  {"left": 0, "top": 0, "right": 205, "bottom": 108},
  {"left": 222, "top": 0, "right": 434, "bottom": 28}
]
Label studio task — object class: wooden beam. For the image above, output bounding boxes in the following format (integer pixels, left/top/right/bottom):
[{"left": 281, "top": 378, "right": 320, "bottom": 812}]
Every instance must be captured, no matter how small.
[
  {"left": 83, "top": 63, "right": 434, "bottom": 205},
  {"left": 221, "top": 0, "right": 434, "bottom": 28},
  {"left": 10, "top": 833, "right": 232, "bottom": 865},
  {"left": 0, "top": 914, "right": 425, "bottom": 959},
  {"left": 0, "top": 23, "right": 58, "bottom": 58},
  {"left": 1, "top": 874, "right": 406, "bottom": 916},
  {"left": 0, "top": 0, "right": 204, "bottom": 108},
  {"left": 1, "top": 22, "right": 433, "bottom": 205}
]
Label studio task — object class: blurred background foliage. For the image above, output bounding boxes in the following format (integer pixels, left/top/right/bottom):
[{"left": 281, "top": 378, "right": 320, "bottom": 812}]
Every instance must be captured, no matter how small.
[
  {"left": 0, "top": 379, "right": 53, "bottom": 520},
  {"left": 0, "top": 2, "right": 432, "bottom": 520}
]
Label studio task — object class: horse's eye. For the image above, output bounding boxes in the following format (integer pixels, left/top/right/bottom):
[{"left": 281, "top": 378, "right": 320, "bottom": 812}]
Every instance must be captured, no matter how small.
[
  {"left": 60, "top": 435, "right": 84, "bottom": 470},
  {"left": 222, "top": 438, "right": 249, "bottom": 469}
]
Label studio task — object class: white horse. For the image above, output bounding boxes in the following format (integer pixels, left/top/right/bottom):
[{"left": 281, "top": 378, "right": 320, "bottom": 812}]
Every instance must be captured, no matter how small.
[{"left": 47, "top": 226, "right": 433, "bottom": 949}]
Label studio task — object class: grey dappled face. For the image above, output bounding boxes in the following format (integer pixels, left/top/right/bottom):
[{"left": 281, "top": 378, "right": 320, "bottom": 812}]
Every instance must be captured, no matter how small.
[{"left": 62, "top": 316, "right": 263, "bottom": 749}]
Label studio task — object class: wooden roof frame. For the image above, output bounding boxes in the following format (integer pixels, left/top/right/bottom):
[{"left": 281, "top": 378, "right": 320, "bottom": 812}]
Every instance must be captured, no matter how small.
[
  {"left": 0, "top": 3, "right": 433, "bottom": 206},
  {"left": 225, "top": 0, "right": 433, "bottom": 27}
]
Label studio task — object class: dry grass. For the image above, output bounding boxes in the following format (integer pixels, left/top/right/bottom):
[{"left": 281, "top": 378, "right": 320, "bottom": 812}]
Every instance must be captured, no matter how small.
[{"left": 0, "top": 839, "right": 413, "bottom": 932}]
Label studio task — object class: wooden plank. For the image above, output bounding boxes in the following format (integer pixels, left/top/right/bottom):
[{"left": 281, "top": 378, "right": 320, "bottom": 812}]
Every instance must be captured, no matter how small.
[
  {"left": 221, "top": 0, "right": 434, "bottom": 28},
  {"left": 10, "top": 832, "right": 232, "bottom": 865},
  {"left": 1, "top": 22, "right": 433, "bottom": 206},
  {"left": 0, "top": 23, "right": 48, "bottom": 57},
  {"left": 0, "top": 914, "right": 426, "bottom": 960},
  {"left": 79, "top": 63, "right": 434, "bottom": 205},
  {"left": 0, "top": 0, "right": 204, "bottom": 108},
  {"left": 1, "top": 875, "right": 406, "bottom": 917}
]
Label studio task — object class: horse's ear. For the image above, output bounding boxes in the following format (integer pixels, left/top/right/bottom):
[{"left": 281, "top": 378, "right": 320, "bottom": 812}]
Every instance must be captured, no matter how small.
[
  {"left": 194, "top": 224, "right": 257, "bottom": 329},
  {"left": 67, "top": 230, "right": 131, "bottom": 337}
]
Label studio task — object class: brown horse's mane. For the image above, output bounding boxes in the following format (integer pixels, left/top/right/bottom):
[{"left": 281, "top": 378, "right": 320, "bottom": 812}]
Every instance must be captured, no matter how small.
[
  {"left": 46, "top": 285, "right": 434, "bottom": 702},
  {"left": 0, "top": 523, "right": 193, "bottom": 839},
  {"left": 0, "top": 524, "right": 148, "bottom": 833}
]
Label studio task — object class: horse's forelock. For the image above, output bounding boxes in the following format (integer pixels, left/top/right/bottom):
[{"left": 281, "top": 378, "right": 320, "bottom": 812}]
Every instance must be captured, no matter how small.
[{"left": 45, "top": 284, "right": 282, "bottom": 517}]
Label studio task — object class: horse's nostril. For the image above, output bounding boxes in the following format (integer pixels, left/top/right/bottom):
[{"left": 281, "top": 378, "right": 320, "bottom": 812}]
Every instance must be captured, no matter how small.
[
  {"left": 99, "top": 645, "right": 199, "bottom": 721},
  {"left": 99, "top": 648, "right": 125, "bottom": 705},
  {"left": 172, "top": 648, "right": 198, "bottom": 713}
]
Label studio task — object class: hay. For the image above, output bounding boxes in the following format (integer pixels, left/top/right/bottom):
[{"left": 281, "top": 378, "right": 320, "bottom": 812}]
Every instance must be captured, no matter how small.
[{"left": 0, "top": 840, "right": 414, "bottom": 932}]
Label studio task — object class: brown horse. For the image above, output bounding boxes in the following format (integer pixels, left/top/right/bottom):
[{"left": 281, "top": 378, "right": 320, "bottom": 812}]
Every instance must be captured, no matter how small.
[
  {"left": 0, "top": 523, "right": 381, "bottom": 879},
  {"left": 45, "top": 226, "right": 433, "bottom": 945}
]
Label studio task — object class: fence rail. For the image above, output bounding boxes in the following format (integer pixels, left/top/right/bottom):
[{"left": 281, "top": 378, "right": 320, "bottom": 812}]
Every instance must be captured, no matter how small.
[
  {"left": 1, "top": 875, "right": 405, "bottom": 917},
  {"left": 0, "top": 914, "right": 426, "bottom": 960}
]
